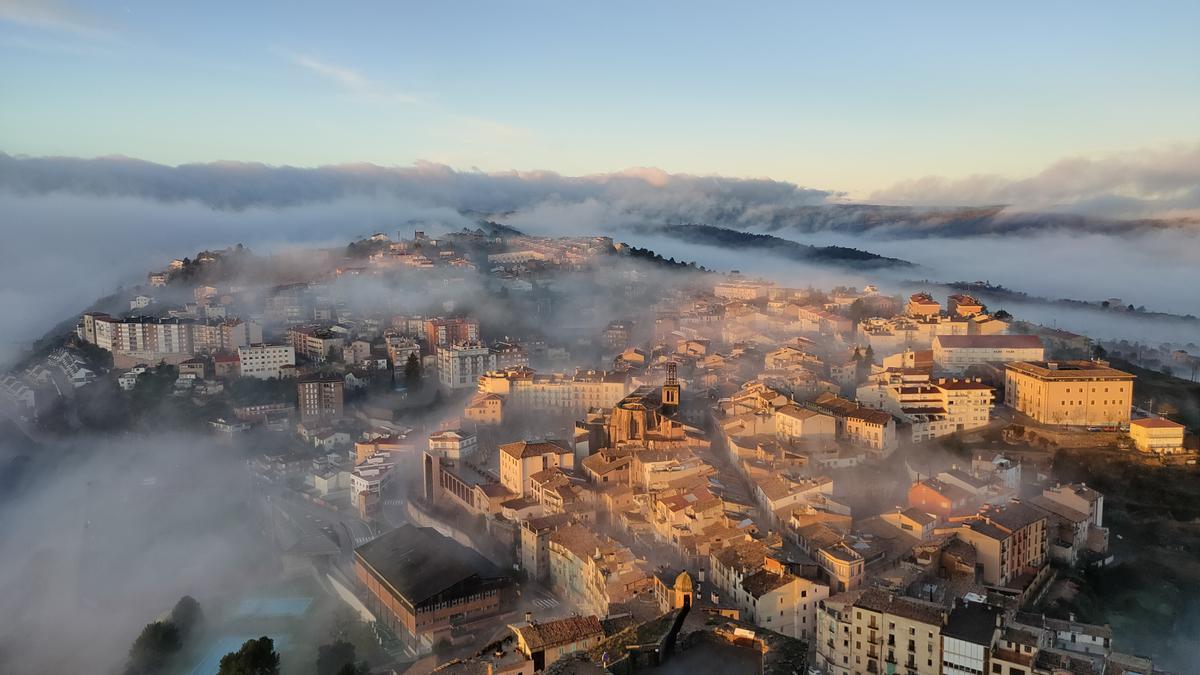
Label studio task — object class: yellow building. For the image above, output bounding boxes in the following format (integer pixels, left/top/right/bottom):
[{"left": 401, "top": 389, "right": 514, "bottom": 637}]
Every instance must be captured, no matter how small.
[
  {"left": 464, "top": 392, "right": 505, "bottom": 425},
  {"left": 947, "top": 293, "right": 985, "bottom": 318},
  {"left": 950, "top": 502, "right": 1047, "bottom": 587},
  {"left": 499, "top": 440, "right": 575, "bottom": 497},
  {"left": 906, "top": 292, "right": 941, "bottom": 318},
  {"left": 815, "top": 588, "right": 947, "bottom": 675},
  {"left": 775, "top": 405, "right": 837, "bottom": 442},
  {"left": 1128, "top": 417, "right": 1185, "bottom": 454},
  {"left": 1004, "top": 360, "right": 1133, "bottom": 426}
]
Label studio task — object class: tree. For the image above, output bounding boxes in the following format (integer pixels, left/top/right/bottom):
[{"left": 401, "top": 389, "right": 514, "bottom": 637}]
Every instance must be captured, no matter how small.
[
  {"left": 170, "top": 596, "right": 203, "bottom": 641},
  {"left": 217, "top": 637, "right": 280, "bottom": 675},
  {"left": 317, "top": 640, "right": 356, "bottom": 675},
  {"left": 124, "top": 621, "right": 181, "bottom": 675},
  {"left": 404, "top": 352, "right": 422, "bottom": 390},
  {"left": 1092, "top": 344, "right": 1107, "bottom": 360},
  {"left": 847, "top": 298, "right": 870, "bottom": 323}
]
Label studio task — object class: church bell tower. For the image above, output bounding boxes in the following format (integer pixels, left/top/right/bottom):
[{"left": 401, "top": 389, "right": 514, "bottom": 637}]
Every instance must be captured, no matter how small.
[{"left": 662, "top": 362, "right": 680, "bottom": 416}]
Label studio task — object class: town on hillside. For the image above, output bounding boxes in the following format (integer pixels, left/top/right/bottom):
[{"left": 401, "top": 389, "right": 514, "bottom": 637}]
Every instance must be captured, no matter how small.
[{"left": 5, "top": 227, "right": 1197, "bottom": 675}]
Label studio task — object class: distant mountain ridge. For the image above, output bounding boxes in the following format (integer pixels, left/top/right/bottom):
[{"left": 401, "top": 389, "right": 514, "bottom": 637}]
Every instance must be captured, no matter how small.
[{"left": 627, "top": 222, "right": 912, "bottom": 268}]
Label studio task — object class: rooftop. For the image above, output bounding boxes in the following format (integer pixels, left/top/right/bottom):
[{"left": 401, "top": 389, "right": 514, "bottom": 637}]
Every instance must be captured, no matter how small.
[
  {"left": 1129, "top": 417, "right": 1184, "bottom": 430},
  {"left": 935, "top": 335, "right": 1043, "bottom": 349},
  {"left": 854, "top": 588, "right": 946, "bottom": 627},
  {"left": 501, "top": 439, "right": 572, "bottom": 459},
  {"left": 741, "top": 569, "right": 795, "bottom": 599},
  {"left": 1005, "top": 360, "right": 1134, "bottom": 380},
  {"left": 943, "top": 601, "right": 1002, "bottom": 645},
  {"left": 354, "top": 525, "right": 505, "bottom": 606},
  {"left": 512, "top": 615, "right": 604, "bottom": 652}
]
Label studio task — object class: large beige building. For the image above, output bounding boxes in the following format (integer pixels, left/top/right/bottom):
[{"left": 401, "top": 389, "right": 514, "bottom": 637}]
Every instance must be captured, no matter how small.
[
  {"left": 478, "top": 367, "right": 631, "bottom": 415},
  {"left": 815, "top": 588, "right": 947, "bottom": 675},
  {"left": 499, "top": 439, "right": 574, "bottom": 496},
  {"left": 714, "top": 278, "right": 773, "bottom": 300},
  {"left": 932, "top": 335, "right": 1044, "bottom": 374},
  {"left": 1004, "top": 360, "right": 1134, "bottom": 426}
]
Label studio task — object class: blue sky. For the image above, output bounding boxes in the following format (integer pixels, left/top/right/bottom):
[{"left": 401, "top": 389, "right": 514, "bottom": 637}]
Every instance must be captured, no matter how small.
[{"left": 2, "top": 1, "right": 1198, "bottom": 196}]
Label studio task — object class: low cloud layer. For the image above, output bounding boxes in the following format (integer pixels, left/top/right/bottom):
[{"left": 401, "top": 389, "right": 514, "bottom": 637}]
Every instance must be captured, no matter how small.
[
  {"left": 0, "top": 153, "right": 833, "bottom": 218},
  {"left": 2, "top": 149, "right": 1200, "bottom": 356},
  {"left": 869, "top": 143, "right": 1200, "bottom": 220},
  {"left": 4, "top": 149, "right": 1199, "bottom": 244}
]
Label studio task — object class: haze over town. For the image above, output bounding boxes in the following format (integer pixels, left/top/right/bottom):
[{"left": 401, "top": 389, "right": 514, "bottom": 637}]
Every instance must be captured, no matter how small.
[{"left": 2, "top": 3, "right": 1199, "bottom": 675}]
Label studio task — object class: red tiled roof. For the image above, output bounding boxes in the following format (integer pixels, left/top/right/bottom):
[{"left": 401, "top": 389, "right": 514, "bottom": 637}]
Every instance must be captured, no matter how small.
[{"left": 1129, "top": 417, "right": 1183, "bottom": 429}]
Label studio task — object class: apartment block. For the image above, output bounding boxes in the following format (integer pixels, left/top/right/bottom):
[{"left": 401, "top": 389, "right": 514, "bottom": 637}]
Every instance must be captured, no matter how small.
[
  {"left": 237, "top": 344, "right": 295, "bottom": 379},
  {"left": 950, "top": 502, "right": 1047, "bottom": 587},
  {"left": 816, "top": 588, "right": 947, "bottom": 675},
  {"left": 437, "top": 342, "right": 497, "bottom": 389},
  {"left": 298, "top": 374, "right": 344, "bottom": 423}
]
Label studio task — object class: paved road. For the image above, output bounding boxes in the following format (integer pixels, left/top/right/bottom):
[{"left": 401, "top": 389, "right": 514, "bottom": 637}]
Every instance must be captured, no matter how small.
[{"left": 250, "top": 470, "right": 377, "bottom": 560}]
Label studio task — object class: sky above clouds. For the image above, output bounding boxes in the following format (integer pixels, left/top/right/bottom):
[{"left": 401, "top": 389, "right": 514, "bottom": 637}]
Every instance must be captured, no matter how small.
[{"left": 1, "top": 1, "right": 1199, "bottom": 199}]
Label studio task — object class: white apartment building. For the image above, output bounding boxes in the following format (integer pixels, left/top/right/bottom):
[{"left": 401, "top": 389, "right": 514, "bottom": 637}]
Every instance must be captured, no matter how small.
[
  {"left": 351, "top": 455, "right": 394, "bottom": 508},
  {"left": 428, "top": 429, "right": 478, "bottom": 460},
  {"left": 437, "top": 342, "right": 497, "bottom": 389},
  {"left": 237, "top": 344, "right": 296, "bottom": 379},
  {"left": 932, "top": 335, "right": 1045, "bottom": 374},
  {"left": 857, "top": 372, "right": 993, "bottom": 442}
]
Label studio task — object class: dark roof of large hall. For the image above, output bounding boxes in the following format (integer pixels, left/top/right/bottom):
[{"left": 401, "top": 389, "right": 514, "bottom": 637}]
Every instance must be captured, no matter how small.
[{"left": 355, "top": 524, "right": 503, "bottom": 605}]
